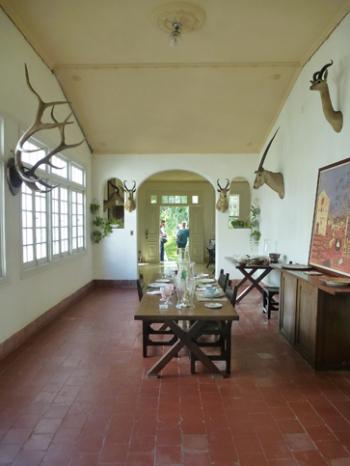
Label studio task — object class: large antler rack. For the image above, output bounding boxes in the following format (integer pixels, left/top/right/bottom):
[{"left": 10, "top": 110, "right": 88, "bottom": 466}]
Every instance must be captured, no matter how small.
[{"left": 7, "top": 64, "right": 85, "bottom": 195}]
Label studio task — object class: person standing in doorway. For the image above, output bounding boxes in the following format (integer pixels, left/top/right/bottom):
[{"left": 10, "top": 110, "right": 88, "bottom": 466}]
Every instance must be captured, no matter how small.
[
  {"left": 176, "top": 221, "right": 190, "bottom": 256},
  {"left": 159, "top": 219, "right": 167, "bottom": 262}
]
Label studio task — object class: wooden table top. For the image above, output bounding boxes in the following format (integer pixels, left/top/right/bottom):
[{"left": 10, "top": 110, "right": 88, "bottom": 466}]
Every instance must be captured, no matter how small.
[{"left": 135, "top": 293, "right": 239, "bottom": 321}]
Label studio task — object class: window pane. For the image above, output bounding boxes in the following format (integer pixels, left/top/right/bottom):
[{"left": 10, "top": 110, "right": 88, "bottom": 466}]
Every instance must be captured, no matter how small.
[
  {"left": 22, "top": 184, "right": 48, "bottom": 265},
  {"left": 21, "top": 140, "right": 46, "bottom": 167},
  {"left": 150, "top": 195, "right": 157, "bottom": 204},
  {"left": 229, "top": 194, "right": 240, "bottom": 217},
  {"left": 51, "top": 187, "right": 69, "bottom": 256},
  {"left": 71, "top": 189, "right": 85, "bottom": 251},
  {"left": 161, "top": 194, "right": 187, "bottom": 205},
  {"left": 192, "top": 195, "right": 199, "bottom": 204},
  {"left": 71, "top": 165, "right": 84, "bottom": 185},
  {"left": 51, "top": 156, "right": 68, "bottom": 178}
]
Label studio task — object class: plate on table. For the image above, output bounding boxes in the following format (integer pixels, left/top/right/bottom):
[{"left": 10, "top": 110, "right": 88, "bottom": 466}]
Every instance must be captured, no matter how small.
[
  {"left": 155, "top": 278, "right": 171, "bottom": 283},
  {"left": 204, "top": 302, "right": 223, "bottom": 309},
  {"left": 203, "top": 290, "right": 225, "bottom": 298},
  {"left": 199, "top": 278, "right": 215, "bottom": 284}
]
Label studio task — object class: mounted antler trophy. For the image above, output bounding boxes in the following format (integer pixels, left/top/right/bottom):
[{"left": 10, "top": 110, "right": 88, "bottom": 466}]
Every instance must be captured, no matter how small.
[
  {"left": 123, "top": 180, "right": 137, "bottom": 212},
  {"left": 216, "top": 178, "right": 230, "bottom": 212},
  {"left": 309, "top": 60, "right": 343, "bottom": 133},
  {"left": 253, "top": 129, "right": 284, "bottom": 199},
  {"left": 7, "top": 64, "right": 84, "bottom": 195}
]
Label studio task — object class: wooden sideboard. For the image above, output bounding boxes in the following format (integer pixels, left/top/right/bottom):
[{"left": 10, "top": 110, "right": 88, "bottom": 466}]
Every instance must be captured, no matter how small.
[{"left": 279, "top": 270, "right": 350, "bottom": 370}]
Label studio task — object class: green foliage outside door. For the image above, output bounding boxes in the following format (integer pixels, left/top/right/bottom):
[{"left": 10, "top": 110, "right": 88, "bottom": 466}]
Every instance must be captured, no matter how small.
[{"left": 160, "top": 206, "right": 189, "bottom": 261}]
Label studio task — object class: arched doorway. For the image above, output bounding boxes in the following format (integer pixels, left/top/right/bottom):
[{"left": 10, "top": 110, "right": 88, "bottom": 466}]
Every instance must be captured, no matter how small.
[{"left": 137, "top": 170, "right": 215, "bottom": 265}]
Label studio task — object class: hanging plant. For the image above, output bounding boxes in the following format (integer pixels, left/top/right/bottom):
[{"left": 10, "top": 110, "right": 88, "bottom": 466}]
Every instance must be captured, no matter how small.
[{"left": 90, "top": 202, "right": 113, "bottom": 243}]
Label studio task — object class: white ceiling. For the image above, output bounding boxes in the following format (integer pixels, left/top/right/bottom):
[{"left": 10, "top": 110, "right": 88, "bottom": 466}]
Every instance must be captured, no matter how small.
[{"left": 1, "top": 0, "right": 350, "bottom": 154}]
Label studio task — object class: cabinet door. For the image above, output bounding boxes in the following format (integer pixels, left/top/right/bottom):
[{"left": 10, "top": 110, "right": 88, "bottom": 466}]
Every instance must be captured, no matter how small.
[
  {"left": 296, "top": 280, "right": 318, "bottom": 366},
  {"left": 279, "top": 272, "right": 297, "bottom": 343}
]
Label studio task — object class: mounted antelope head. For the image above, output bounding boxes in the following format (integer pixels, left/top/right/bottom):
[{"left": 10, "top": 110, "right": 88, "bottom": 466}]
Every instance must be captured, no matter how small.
[
  {"left": 253, "top": 129, "right": 284, "bottom": 199},
  {"left": 310, "top": 60, "right": 343, "bottom": 133},
  {"left": 103, "top": 179, "right": 124, "bottom": 211},
  {"left": 7, "top": 65, "right": 84, "bottom": 195},
  {"left": 123, "top": 180, "right": 136, "bottom": 212},
  {"left": 216, "top": 178, "right": 230, "bottom": 212}
]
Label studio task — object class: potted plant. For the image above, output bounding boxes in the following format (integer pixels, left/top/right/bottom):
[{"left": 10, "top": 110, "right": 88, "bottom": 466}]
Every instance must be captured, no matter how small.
[{"left": 90, "top": 202, "right": 113, "bottom": 243}]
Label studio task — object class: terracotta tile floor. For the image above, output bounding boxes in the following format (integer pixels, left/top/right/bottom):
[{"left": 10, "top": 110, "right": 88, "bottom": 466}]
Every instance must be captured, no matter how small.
[{"left": 1, "top": 287, "right": 350, "bottom": 465}]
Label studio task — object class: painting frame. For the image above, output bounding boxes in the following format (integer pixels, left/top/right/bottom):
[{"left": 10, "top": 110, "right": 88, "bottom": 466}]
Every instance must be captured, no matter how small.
[{"left": 309, "top": 157, "right": 350, "bottom": 277}]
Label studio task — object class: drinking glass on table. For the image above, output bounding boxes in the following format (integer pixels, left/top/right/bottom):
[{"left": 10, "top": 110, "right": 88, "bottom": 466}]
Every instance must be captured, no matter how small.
[{"left": 161, "top": 284, "right": 173, "bottom": 305}]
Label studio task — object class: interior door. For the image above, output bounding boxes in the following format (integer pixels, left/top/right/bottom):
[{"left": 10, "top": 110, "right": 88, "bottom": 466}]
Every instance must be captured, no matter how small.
[
  {"left": 141, "top": 204, "right": 159, "bottom": 263},
  {"left": 189, "top": 206, "right": 204, "bottom": 263}
]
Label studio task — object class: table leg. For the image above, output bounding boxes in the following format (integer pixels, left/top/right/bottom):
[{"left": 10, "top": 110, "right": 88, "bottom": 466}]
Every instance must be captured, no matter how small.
[
  {"left": 147, "top": 320, "right": 223, "bottom": 377},
  {"left": 236, "top": 268, "right": 272, "bottom": 303}
]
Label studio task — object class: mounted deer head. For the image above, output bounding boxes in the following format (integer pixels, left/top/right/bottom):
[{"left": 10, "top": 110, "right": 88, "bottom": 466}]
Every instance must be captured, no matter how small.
[
  {"left": 103, "top": 179, "right": 124, "bottom": 211},
  {"left": 7, "top": 64, "right": 84, "bottom": 195},
  {"left": 123, "top": 180, "right": 136, "bottom": 212},
  {"left": 309, "top": 60, "right": 343, "bottom": 132},
  {"left": 253, "top": 129, "right": 284, "bottom": 199},
  {"left": 216, "top": 178, "right": 230, "bottom": 212}
]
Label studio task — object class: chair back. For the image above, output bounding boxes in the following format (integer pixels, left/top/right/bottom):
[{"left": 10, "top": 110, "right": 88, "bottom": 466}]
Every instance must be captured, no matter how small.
[
  {"left": 137, "top": 273, "right": 144, "bottom": 301},
  {"left": 225, "top": 283, "right": 237, "bottom": 306},
  {"left": 218, "top": 270, "right": 230, "bottom": 291}
]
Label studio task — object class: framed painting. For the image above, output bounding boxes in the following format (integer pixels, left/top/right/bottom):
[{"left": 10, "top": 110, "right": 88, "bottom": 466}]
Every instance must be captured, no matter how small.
[{"left": 309, "top": 157, "right": 350, "bottom": 277}]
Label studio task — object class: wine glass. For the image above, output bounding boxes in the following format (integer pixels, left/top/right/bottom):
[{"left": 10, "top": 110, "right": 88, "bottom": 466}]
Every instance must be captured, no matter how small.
[{"left": 161, "top": 284, "right": 173, "bottom": 306}]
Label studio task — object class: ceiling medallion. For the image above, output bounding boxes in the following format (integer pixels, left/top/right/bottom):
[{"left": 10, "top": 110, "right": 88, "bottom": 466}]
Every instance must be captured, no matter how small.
[{"left": 153, "top": 2, "right": 206, "bottom": 46}]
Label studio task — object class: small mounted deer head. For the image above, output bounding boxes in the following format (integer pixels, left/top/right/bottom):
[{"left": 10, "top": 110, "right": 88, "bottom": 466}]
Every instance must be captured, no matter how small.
[
  {"left": 123, "top": 180, "right": 136, "bottom": 212},
  {"left": 103, "top": 179, "right": 124, "bottom": 211},
  {"left": 309, "top": 60, "right": 343, "bottom": 133},
  {"left": 7, "top": 64, "right": 85, "bottom": 195},
  {"left": 216, "top": 178, "right": 230, "bottom": 212},
  {"left": 253, "top": 129, "right": 284, "bottom": 199}
]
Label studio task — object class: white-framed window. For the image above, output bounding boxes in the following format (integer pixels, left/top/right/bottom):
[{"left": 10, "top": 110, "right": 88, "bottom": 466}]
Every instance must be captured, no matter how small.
[
  {"left": 229, "top": 194, "right": 240, "bottom": 218},
  {"left": 71, "top": 189, "right": 85, "bottom": 252},
  {"left": 0, "top": 117, "right": 5, "bottom": 278},
  {"left": 51, "top": 186, "right": 69, "bottom": 257},
  {"left": 161, "top": 195, "right": 188, "bottom": 204},
  {"left": 20, "top": 141, "right": 86, "bottom": 268},
  {"left": 22, "top": 184, "right": 48, "bottom": 265}
]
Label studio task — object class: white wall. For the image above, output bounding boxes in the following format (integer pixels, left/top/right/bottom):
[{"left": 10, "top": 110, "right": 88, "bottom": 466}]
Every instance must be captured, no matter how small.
[
  {"left": 257, "top": 13, "right": 350, "bottom": 285},
  {"left": 92, "top": 154, "right": 258, "bottom": 279},
  {"left": 0, "top": 11, "right": 93, "bottom": 344}
]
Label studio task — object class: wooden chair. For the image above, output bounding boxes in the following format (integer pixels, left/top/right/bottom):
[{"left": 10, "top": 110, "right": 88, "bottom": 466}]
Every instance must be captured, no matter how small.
[
  {"left": 207, "top": 247, "right": 215, "bottom": 268},
  {"left": 225, "top": 281, "right": 238, "bottom": 306},
  {"left": 262, "top": 285, "right": 279, "bottom": 319},
  {"left": 218, "top": 269, "right": 230, "bottom": 291},
  {"left": 137, "top": 275, "right": 177, "bottom": 357}
]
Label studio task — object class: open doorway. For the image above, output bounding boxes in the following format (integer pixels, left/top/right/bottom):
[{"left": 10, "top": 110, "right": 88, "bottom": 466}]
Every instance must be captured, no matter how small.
[
  {"left": 160, "top": 206, "right": 189, "bottom": 261},
  {"left": 137, "top": 170, "right": 215, "bottom": 265}
]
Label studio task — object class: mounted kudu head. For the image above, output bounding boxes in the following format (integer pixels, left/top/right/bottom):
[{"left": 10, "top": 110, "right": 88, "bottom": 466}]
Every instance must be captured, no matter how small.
[
  {"left": 7, "top": 64, "right": 84, "bottom": 195},
  {"left": 103, "top": 179, "right": 124, "bottom": 211},
  {"left": 253, "top": 128, "right": 285, "bottom": 199},
  {"left": 216, "top": 178, "right": 230, "bottom": 212},
  {"left": 123, "top": 180, "right": 137, "bottom": 212},
  {"left": 309, "top": 60, "right": 343, "bottom": 133}
]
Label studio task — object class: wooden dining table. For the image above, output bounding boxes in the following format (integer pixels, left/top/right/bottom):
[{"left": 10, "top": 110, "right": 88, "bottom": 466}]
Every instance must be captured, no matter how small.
[{"left": 134, "top": 292, "right": 239, "bottom": 378}]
